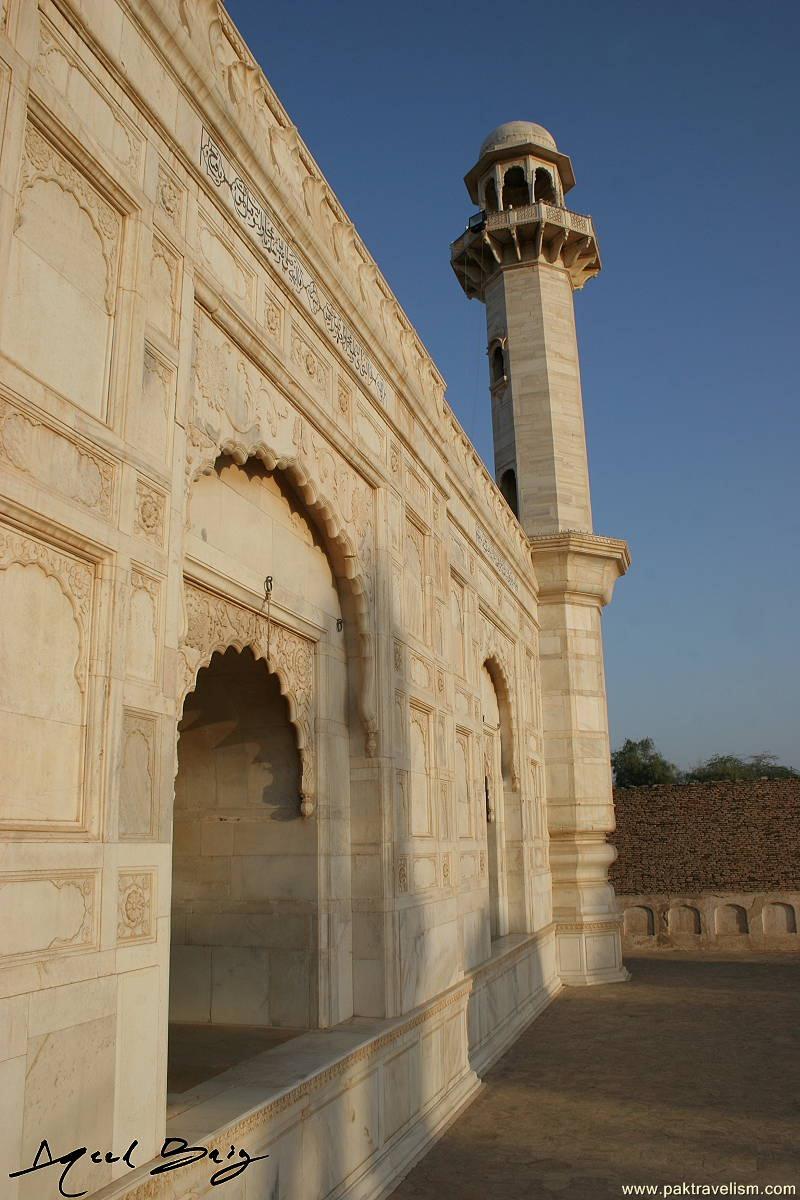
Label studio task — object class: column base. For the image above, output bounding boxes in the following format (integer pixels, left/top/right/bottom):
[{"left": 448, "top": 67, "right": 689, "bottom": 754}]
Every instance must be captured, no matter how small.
[{"left": 555, "top": 920, "right": 630, "bottom": 986}]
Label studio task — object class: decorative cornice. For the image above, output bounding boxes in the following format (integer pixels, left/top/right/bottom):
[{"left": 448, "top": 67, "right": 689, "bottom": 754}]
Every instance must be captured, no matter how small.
[{"left": 529, "top": 531, "right": 631, "bottom": 606}]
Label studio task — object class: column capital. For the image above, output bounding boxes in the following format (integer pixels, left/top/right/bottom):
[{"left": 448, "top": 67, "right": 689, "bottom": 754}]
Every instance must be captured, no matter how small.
[{"left": 530, "top": 531, "right": 631, "bottom": 607}]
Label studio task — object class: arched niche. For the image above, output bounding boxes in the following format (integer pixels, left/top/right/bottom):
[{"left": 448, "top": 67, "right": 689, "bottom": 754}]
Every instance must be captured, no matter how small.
[
  {"left": 669, "top": 905, "right": 702, "bottom": 935},
  {"left": 715, "top": 903, "right": 748, "bottom": 935},
  {"left": 762, "top": 902, "right": 797, "bottom": 936},
  {"left": 481, "top": 653, "right": 524, "bottom": 940},
  {"left": 624, "top": 906, "right": 655, "bottom": 938},
  {"left": 481, "top": 649, "right": 520, "bottom": 792}
]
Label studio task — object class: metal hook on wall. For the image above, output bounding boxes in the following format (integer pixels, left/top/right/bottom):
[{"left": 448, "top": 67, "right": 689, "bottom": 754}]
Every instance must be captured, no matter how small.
[{"left": 262, "top": 575, "right": 273, "bottom": 662}]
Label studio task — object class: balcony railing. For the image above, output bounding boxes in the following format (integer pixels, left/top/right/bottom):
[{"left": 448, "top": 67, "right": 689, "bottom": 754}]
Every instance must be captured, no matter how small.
[{"left": 483, "top": 202, "right": 594, "bottom": 236}]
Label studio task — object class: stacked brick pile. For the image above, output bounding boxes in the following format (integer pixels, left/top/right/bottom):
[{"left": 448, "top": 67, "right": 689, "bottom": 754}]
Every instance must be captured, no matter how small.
[{"left": 609, "top": 779, "right": 800, "bottom": 895}]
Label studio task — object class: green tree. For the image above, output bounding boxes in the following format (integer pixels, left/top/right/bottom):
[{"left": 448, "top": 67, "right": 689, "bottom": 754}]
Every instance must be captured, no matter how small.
[
  {"left": 611, "top": 737, "right": 680, "bottom": 787},
  {"left": 686, "top": 753, "right": 799, "bottom": 782}
]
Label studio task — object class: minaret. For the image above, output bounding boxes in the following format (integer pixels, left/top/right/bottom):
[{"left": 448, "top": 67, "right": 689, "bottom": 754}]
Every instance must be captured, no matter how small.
[{"left": 452, "top": 122, "right": 631, "bottom": 985}]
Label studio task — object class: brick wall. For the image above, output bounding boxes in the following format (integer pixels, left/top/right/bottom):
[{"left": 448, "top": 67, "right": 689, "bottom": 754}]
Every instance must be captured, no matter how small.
[{"left": 609, "top": 779, "right": 800, "bottom": 895}]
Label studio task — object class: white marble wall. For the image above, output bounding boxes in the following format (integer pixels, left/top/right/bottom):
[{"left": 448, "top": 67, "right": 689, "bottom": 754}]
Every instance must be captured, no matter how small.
[{"left": 0, "top": 1, "right": 576, "bottom": 1195}]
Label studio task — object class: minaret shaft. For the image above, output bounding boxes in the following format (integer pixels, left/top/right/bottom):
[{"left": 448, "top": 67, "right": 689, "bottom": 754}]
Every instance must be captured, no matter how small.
[
  {"left": 486, "top": 262, "right": 593, "bottom": 535},
  {"left": 452, "top": 121, "right": 631, "bottom": 986}
]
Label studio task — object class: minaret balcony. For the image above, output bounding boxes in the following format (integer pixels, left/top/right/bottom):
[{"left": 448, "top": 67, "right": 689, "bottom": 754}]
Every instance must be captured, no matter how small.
[{"left": 451, "top": 201, "right": 601, "bottom": 298}]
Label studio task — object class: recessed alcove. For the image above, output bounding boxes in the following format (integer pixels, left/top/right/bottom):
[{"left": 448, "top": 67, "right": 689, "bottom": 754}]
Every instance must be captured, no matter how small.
[{"left": 168, "top": 645, "right": 313, "bottom": 1096}]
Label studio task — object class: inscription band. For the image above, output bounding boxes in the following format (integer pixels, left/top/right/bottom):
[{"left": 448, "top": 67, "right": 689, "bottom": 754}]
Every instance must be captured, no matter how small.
[{"left": 200, "top": 129, "right": 387, "bottom": 403}]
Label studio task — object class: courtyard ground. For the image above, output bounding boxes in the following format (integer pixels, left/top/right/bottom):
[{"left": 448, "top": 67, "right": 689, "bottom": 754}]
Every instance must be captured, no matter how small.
[{"left": 389, "top": 953, "right": 799, "bottom": 1199}]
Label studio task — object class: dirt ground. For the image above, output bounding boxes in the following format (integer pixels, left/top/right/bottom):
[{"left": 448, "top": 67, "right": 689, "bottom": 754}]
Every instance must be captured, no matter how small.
[{"left": 389, "top": 953, "right": 800, "bottom": 1199}]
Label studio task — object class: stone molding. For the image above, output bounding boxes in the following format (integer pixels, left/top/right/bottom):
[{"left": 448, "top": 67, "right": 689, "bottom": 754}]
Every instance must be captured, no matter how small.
[{"left": 530, "top": 531, "right": 630, "bottom": 606}]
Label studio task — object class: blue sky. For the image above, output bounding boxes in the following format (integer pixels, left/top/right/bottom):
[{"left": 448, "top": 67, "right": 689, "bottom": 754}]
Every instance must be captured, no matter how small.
[{"left": 227, "top": 0, "right": 799, "bottom": 769}]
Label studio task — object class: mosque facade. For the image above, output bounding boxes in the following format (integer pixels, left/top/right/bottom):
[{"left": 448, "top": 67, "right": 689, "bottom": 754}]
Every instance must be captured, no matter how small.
[{"left": 0, "top": 2, "right": 629, "bottom": 1197}]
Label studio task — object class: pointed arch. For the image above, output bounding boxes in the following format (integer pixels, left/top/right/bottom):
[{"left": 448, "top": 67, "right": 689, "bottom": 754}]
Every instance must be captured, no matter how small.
[
  {"left": 481, "top": 649, "right": 520, "bottom": 792},
  {"left": 185, "top": 430, "right": 377, "bottom": 755}
]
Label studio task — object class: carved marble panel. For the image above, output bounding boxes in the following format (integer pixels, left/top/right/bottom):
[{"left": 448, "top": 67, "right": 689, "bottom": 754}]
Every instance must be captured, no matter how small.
[
  {"left": 406, "top": 466, "right": 429, "bottom": 517},
  {"left": 129, "top": 342, "right": 174, "bottom": 460},
  {"left": 0, "top": 524, "right": 94, "bottom": 830},
  {"left": 0, "top": 394, "right": 114, "bottom": 518},
  {"left": 0, "top": 870, "right": 98, "bottom": 962},
  {"left": 263, "top": 285, "right": 285, "bottom": 348},
  {"left": 408, "top": 652, "right": 432, "bottom": 692},
  {"left": 395, "top": 768, "right": 409, "bottom": 837},
  {"left": 134, "top": 475, "right": 167, "bottom": 547},
  {"left": 408, "top": 704, "right": 432, "bottom": 837},
  {"left": 119, "top": 710, "right": 157, "bottom": 839},
  {"left": 455, "top": 729, "right": 473, "bottom": 839},
  {"left": 412, "top": 855, "right": 438, "bottom": 893},
  {"left": 198, "top": 209, "right": 255, "bottom": 314},
  {"left": 4, "top": 121, "right": 120, "bottom": 417},
  {"left": 117, "top": 870, "right": 155, "bottom": 943},
  {"left": 126, "top": 568, "right": 161, "bottom": 683},
  {"left": 156, "top": 160, "right": 186, "bottom": 235},
  {"left": 291, "top": 324, "right": 331, "bottom": 403},
  {"left": 404, "top": 518, "right": 426, "bottom": 643},
  {"left": 450, "top": 578, "right": 466, "bottom": 677},
  {"left": 460, "top": 851, "right": 479, "bottom": 885},
  {"left": 35, "top": 16, "right": 143, "bottom": 183},
  {"left": 356, "top": 402, "right": 385, "bottom": 464},
  {"left": 149, "top": 233, "right": 181, "bottom": 343},
  {"left": 393, "top": 691, "right": 407, "bottom": 758},
  {"left": 336, "top": 375, "right": 352, "bottom": 424}
]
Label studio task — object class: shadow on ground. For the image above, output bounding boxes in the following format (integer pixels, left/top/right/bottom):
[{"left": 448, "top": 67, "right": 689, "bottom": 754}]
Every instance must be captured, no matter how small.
[{"left": 389, "top": 953, "right": 800, "bottom": 1200}]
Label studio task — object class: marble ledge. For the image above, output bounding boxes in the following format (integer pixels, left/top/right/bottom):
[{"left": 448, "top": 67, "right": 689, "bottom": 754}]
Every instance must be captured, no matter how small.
[{"left": 163, "top": 925, "right": 556, "bottom": 1141}]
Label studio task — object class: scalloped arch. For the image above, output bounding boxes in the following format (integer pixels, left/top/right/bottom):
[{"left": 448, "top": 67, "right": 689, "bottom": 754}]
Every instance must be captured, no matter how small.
[
  {"left": 186, "top": 433, "right": 377, "bottom": 754},
  {"left": 180, "top": 637, "right": 315, "bottom": 817}
]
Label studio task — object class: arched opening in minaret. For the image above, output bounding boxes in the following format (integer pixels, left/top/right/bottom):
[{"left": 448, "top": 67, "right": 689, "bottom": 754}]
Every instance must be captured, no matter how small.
[
  {"left": 490, "top": 344, "right": 505, "bottom": 386},
  {"left": 533, "top": 166, "right": 557, "bottom": 204},
  {"left": 502, "top": 166, "right": 529, "bottom": 209},
  {"left": 499, "top": 468, "right": 518, "bottom": 518},
  {"left": 484, "top": 177, "right": 499, "bottom": 213}
]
